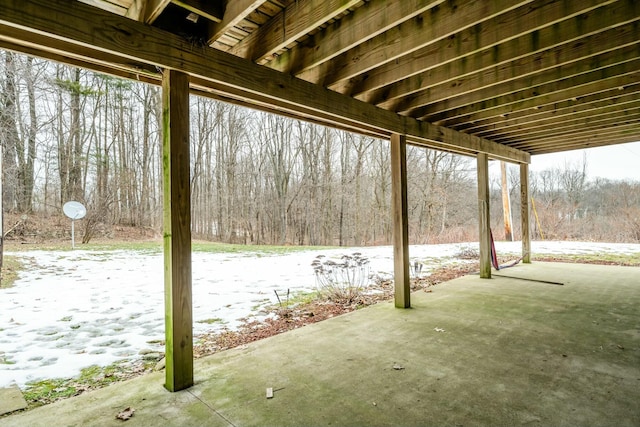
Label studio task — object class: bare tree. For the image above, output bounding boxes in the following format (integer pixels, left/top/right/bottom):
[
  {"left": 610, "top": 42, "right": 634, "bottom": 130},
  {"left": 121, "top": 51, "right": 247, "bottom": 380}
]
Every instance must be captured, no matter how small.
[
  {"left": 559, "top": 154, "right": 588, "bottom": 221},
  {"left": 2, "top": 50, "right": 638, "bottom": 246},
  {"left": 260, "top": 113, "right": 299, "bottom": 244},
  {"left": 0, "top": 51, "right": 20, "bottom": 212}
]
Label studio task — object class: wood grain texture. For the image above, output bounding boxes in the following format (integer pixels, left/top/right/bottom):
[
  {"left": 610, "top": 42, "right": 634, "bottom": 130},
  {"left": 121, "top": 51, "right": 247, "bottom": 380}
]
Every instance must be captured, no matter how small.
[
  {"left": 406, "top": 43, "right": 640, "bottom": 119},
  {"left": 391, "top": 134, "right": 410, "bottom": 308},
  {"left": 468, "top": 88, "right": 640, "bottom": 136},
  {"left": 425, "top": 61, "right": 640, "bottom": 126},
  {"left": 268, "top": 0, "right": 444, "bottom": 75},
  {"left": 491, "top": 108, "right": 640, "bottom": 144},
  {"left": 317, "top": 0, "right": 532, "bottom": 88},
  {"left": 383, "top": 23, "right": 640, "bottom": 113},
  {"left": 476, "top": 152, "right": 491, "bottom": 279},
  {"left": 520, "top": 163, "right": 530, "bottom": 264},
  {"left": 163, "top": 69, "right": 193, "bottom": 392},
  {"left": 529, "top": 135, "right": 640, "bottom": 155},
  {"left": 144, "top": 0, "right": 171, "bottom": 23},
  {"left": 228, "top": 0, "right": 360, "bottom": 62},
  {"left": 172, "top": 0, "right": 223, "bottom": 23},
  {"left": 0, "top": 0, "right": 529, "bottom": 163},
  {"left": 207, "top": 0, "right": 266, "bottom": 45},
  {"left": 511, "top": 123, "right": 640, "bottom": 150},
  {"left": 355, "top": 0, "right": 621, "bottom": 101}
]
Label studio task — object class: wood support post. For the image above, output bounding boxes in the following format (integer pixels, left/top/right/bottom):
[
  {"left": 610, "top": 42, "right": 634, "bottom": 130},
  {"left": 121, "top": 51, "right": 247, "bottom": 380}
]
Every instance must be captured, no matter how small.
[
  {"left": 477, "top": 152, "right": 491, "bottom": 278},
  {"left": 162, "top": 69, "right": 193, "bottom": 392},
  {"left": 391, "top": 133, "right": 410, "bottom": 308},
  {"left": 520, "top": 163, "right": 531, "bottom": 263}
]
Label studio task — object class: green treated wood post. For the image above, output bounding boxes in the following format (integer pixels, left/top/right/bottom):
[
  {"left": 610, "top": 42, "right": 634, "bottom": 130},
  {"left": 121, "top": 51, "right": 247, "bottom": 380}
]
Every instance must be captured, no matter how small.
[
  {"left": 391, "top": 133, "right": 410, "bottom": 308},
  {"left": 162, "top": 69, "right": 193, "bottom": 392},
  {"left": 477, "top": 152, "right": 491, "bottom": 278},
  {"left": 520, "top": 163, "right": 531, "bottom": 263}
]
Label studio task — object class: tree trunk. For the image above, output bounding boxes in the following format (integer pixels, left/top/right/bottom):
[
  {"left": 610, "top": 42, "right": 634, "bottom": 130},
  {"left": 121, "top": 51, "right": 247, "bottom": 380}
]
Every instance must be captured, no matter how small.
[
  {"left": 501, "top": 161, "right": 514, "bottom": 241},
  {"left": 1, "top": 52, "right": 19, "bottom": 212}
]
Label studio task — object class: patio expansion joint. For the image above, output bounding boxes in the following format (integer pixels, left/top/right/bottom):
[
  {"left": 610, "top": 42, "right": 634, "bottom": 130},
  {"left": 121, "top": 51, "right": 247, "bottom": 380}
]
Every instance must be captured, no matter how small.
[{"left": 186, "top": 389, "right": 237, "bottom": 427}]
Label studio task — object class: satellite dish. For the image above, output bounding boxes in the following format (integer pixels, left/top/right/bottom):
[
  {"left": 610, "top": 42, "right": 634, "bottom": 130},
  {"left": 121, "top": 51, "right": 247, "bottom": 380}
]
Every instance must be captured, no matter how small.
[
  {"left": 63, "top": 201, "right": 86, "bottom": 220},
  {"left": 63, "top": 201, "right": 86, "bottom": 249}
]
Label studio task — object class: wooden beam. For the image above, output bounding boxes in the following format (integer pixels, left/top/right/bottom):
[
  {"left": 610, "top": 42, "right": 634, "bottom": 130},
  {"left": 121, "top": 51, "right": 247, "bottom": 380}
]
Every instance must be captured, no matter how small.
[
  {"left": 0, "top": 0, "right": 530, "bottom": 164},
  {"left": 528, "top": 135, "right": 640, "bottom": 154},
  {"left": 0, "top": 29, "right": 393, "bottom": 144},
  {"left": 477, "top": 152, "right": 491, "bottom": 279},
  {"left": 424, "top": 59, "right": 640, "bottom": 125},
  {"left": 0, "top": 24, "right": 390, "bottom": 141},
  {"left": 0, "top": 28, "right": 161, "bottom": 81},
  {"left": 307, "top": 0, "right": 533, "bottom": 89},
  {"left": 227, "top": 0, "right": 360, "bottom": 63},
  {"left": 440, "top": 72, "right": 640, "bottom": 128},
  {"left": 126, "top": 0, "right": 171, "bottom": 23},
  {"left": 162, "top": 69, "right": 193, "bottom": 392},
  {"left": 520, "top": 163, "right": 530, "bottom": 264},
  {"left": 391, "top": 134, "right": 410, "bottom": 308},
  {"left": 124, "top": 0, "right": 143, "bottom": 19},
  {"left": 267, "top": 0, "right": 445, "bottom": 75},
  {"left": 412, "top": 45, "right": 640, "bottom": 119},
  {"left": 172, "top": 0, "right": 223, "bottom": 23},
  {"left": 144, "top": 0, "right": 171, "bottom": 23},
  {"left": 383, "top": 22, "right": 639, "bottom": 112},
  {"left": 491, "top": 104, "right": 640, "bottom": 139},
  {"left": 79, "top": 0, "right": 127, "bottom": 15},
  {"left": 490, "top": 108, "right": 640, "bottom": 143},
  {"left": 406, "top": 138, "right": 477, "bottom": 158},
  {"left": 465, "top": 86, "right": 640, "bottom": 135},
  {"left": 355, "top": 0, "right": 625, "bottom": 102},
  {"left": 207, "top": 0, "right": 266, "bottom": 45},
  {"left": 509, "top": 122, "right": 640, "bottom": 149}
]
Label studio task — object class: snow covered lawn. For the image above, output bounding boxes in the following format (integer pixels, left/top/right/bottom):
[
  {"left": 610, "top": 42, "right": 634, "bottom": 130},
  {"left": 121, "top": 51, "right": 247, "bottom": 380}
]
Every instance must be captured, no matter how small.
[{"left": 1, "top": 241, "right": 638, "bottom": 387}]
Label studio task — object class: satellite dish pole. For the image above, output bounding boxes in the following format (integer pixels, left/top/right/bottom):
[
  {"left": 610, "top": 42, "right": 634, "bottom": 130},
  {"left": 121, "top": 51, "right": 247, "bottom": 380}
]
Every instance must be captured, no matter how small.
[{"left": 63, "top": 201, "right": 87, "bottom": 249}]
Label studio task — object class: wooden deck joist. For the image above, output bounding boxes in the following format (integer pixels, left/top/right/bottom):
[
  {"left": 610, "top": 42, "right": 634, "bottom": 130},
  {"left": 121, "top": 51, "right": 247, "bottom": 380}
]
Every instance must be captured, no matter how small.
[
  {"left": 0, "top": 0, "right": 530, "bottom": 164},
  {"left": 364, "top": 0, "right": 633, "bottom": 106}
]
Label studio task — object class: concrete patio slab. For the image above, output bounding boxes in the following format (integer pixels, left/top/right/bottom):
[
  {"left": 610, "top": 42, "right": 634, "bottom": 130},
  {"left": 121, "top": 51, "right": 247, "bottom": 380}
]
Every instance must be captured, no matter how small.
[
  {"left": 3, "top": 262, "right": 639, "bottom": 426},
  {"left": 0, "top": 384, "right": 28, "bottom": 416}
]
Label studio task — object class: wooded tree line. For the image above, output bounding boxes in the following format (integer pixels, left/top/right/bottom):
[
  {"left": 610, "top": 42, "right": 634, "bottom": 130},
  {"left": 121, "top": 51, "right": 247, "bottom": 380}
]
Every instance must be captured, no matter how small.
[{"left": 1, "top": 52, "right": 638, "bottom": 245}]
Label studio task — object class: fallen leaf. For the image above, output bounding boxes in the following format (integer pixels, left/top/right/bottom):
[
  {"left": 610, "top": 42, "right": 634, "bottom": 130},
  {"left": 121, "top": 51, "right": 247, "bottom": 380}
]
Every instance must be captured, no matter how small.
[{"left": 116, "top": 407, "right": 135, "bottom": 421}]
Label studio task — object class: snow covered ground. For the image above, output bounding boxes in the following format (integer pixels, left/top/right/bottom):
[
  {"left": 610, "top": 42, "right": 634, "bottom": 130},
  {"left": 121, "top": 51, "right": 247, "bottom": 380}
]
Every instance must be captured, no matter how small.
[{"left": 1, "top": 240, "right": 638, "bottom": 388}]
